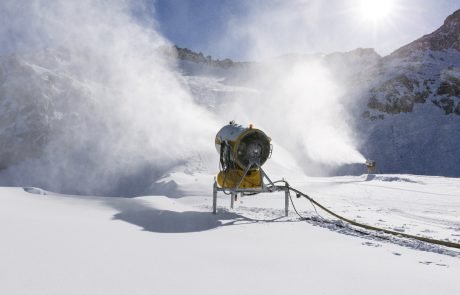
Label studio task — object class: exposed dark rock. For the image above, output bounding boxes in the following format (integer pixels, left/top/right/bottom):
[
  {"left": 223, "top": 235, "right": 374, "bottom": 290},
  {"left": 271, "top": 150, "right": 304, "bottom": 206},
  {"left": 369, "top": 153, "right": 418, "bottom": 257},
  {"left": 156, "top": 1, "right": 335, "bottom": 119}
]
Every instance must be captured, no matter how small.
[
  {"left": 159, "top": 45, "right": 247, "bottom": 69},
  {"left": 367, "top": 75, "right": 430, "bottom": 114},
  {"left": 437, "top": 79, "right": 460, "bottom": 96},
  {"left": 432, "top": 98, "right": 460, "bottom": 114}
]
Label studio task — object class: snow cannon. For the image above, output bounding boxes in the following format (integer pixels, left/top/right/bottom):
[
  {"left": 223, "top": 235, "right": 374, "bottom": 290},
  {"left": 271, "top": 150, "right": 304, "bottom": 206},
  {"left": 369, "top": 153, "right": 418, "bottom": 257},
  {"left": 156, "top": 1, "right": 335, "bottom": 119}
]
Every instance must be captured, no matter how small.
[
  {"left": 365, "top": 159, "right": 376, "bottom": 173},
  {"left": 215, "top": 121, "right": 272, "bottom": 189},
  {"left": 212, "top": 121, "right": 290, "bottom": 216}
]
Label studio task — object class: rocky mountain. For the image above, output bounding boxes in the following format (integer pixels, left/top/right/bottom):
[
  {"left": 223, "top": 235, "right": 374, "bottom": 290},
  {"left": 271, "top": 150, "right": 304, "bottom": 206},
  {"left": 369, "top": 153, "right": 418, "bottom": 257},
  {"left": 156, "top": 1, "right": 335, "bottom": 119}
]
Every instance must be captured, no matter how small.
[
  {"left": 365, "top": 9, "right": 460, "bottom": 117},
  {"left": 346, "top": 10, "right": 460, "bottom": 175}
]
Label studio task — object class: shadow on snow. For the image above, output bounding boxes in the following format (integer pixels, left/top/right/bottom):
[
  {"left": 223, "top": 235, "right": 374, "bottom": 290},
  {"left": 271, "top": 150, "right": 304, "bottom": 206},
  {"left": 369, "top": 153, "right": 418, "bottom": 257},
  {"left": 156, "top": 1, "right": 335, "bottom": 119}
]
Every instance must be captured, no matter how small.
[{"left": 106, "top": 197, "right": 291, "bottom": 233}]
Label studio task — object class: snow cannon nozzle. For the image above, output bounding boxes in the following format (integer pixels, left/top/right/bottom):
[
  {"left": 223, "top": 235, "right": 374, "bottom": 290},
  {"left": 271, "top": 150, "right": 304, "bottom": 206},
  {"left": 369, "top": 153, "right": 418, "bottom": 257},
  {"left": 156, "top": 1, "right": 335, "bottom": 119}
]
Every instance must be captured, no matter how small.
[
  {"left": 215, "top": 121, "right": 271, "bottom": 175},
  {"left": 365, "top": 159, "right": 376, "bottom": 173}
]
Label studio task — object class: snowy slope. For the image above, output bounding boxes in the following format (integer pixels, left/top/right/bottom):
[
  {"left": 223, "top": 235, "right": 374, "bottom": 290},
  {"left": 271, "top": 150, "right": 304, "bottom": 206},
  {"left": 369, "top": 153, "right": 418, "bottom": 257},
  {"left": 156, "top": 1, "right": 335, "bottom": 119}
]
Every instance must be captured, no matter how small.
[{"left": 1, "top": 174, "right": 460, "bottom": 295}]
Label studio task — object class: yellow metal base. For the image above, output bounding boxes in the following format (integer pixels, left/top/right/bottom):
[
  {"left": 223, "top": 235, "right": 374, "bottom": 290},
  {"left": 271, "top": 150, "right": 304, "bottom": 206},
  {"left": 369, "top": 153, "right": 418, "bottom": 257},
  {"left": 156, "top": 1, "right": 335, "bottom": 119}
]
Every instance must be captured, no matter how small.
[{"left": 217, "top": 169, "right": 262, "bottom": 189}]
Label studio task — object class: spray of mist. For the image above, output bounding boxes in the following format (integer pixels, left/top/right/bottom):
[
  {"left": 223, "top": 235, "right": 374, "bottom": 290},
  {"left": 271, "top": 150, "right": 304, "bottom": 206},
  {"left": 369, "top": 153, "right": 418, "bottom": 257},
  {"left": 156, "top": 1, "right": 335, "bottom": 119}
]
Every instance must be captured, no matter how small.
[
  {"left": 217, "top": 0, "right": 366, "bottom": 175},
  {"left": 0, "top": 0, "right": 218, "bottom": 196}
]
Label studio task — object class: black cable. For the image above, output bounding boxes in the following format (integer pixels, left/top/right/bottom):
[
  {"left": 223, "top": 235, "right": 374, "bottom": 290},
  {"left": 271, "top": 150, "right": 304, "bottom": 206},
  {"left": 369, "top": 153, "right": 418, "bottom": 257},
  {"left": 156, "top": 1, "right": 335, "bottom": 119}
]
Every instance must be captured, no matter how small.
[
  {"left": 267, "top": 180, "right": 311, "bottom": 220},
  {"left": 287, "top": 185, "right": 460, "bottom": 250},
  {"left": 287, "top": 189, "right": 309, "bottom": 220},
  {"left": 217, "top": 171, "right": 460, "bottom": 250},
  {"left": 219, "top": 142, "right": 232, "bottom": 195},
  {"left": 308, "top": 198, "right": 324, "bottom": 219}
]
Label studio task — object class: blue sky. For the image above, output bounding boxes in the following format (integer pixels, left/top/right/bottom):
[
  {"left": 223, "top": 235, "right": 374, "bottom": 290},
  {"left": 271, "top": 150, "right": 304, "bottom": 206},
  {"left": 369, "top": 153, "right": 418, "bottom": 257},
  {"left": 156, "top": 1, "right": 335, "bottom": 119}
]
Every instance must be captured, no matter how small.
[{"left": 154, "top": 0, "right": 460, "bottom": 61}]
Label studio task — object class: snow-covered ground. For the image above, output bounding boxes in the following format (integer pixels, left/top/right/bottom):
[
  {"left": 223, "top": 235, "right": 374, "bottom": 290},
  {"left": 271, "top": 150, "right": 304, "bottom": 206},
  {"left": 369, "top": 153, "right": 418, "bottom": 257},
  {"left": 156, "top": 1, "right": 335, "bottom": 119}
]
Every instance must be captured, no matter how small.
[{"left": 1, "top": 173, "right": 460, "bottom": 295}]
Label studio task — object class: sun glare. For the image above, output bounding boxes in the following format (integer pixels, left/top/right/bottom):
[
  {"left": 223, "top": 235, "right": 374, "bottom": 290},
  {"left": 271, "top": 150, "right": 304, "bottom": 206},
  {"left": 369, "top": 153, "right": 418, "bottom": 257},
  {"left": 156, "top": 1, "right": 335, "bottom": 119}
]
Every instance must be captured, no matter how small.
[{"left": 357, "top": 0, "right": 396, "bottom": 23}]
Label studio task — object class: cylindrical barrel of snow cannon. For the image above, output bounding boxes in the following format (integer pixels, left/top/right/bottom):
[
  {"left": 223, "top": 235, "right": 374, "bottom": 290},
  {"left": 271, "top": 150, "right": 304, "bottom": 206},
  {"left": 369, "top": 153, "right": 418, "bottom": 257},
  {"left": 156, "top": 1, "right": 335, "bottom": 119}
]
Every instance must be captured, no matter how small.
[{"left": 215, "top": 121, "right": 271, "bottom": 171}]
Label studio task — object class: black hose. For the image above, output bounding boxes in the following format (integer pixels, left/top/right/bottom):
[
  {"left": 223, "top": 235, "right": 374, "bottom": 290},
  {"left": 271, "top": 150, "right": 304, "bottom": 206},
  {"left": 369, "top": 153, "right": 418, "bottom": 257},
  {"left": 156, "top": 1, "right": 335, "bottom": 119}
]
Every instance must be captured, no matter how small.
[{"left": 276, "top": 184, "right": 460, "bottom": 250}]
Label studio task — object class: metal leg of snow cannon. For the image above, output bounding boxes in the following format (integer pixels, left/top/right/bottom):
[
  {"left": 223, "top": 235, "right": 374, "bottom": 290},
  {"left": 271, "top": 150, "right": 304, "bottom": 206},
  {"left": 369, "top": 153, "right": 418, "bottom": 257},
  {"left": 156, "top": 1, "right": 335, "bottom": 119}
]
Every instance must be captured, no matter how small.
[
  {"left": 284, "top": 189, "right": 289, "bottom": 217},
  {"left": 212, "top": 166, "right": 289, "bottom": 216},
  {"left": 212, "top": 179, "right": 217, "bottom": 214}
]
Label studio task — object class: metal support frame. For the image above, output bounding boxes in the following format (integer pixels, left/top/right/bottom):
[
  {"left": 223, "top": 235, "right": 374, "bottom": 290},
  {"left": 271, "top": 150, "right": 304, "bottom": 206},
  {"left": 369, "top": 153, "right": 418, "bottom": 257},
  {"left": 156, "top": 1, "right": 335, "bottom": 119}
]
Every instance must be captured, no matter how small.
[
  {"left": 212, "top": 163, "right": 289, "bottom": 217},
  {"left": 285, "top": 189, "right": 289, "bottom": 216}
]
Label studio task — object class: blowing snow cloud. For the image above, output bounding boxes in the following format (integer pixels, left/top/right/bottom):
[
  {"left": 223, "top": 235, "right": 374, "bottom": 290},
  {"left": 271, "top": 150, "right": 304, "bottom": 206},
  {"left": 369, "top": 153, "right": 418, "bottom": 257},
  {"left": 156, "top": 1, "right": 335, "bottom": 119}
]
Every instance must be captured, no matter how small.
[{"left": 0, "top": 0, "right": 217, "bottom": 196}]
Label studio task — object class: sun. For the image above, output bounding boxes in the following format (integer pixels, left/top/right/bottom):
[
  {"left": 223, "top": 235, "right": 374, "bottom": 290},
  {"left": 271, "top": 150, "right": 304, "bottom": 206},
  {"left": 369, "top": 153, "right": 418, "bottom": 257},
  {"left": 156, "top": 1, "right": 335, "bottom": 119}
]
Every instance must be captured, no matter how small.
[{"left": 357, "top": 0, "right": 396, "bottom": 23}]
